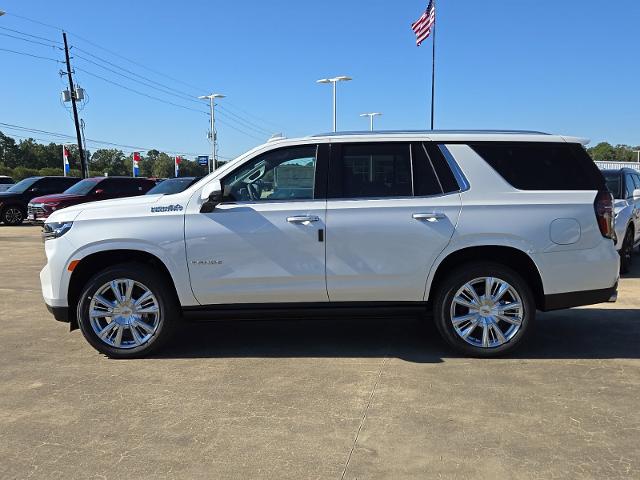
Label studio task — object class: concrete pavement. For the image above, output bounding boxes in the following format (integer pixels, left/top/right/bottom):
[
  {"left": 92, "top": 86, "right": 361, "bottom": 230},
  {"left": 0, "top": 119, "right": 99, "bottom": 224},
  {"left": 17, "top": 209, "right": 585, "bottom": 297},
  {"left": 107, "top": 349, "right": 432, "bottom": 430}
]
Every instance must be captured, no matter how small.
[{"left": 1, "top": 225, "right": 638, "bottom": 479}]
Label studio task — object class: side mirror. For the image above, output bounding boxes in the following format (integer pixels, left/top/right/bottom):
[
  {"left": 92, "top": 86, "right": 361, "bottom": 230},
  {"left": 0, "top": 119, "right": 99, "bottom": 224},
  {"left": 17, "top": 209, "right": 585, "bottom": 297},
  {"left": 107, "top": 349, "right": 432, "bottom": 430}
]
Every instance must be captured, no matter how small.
[
  {"left": 30, "top": 187, "right": 39, "bottom": 193},
  {"left": 200, "top": 180, "right": 223, "bottom": 213},
  {"left": 94, "top": 189, "right": 104, "bottom": 195},
  {"left": 633, "top": 189, "right": 640, "bottom": 200}
]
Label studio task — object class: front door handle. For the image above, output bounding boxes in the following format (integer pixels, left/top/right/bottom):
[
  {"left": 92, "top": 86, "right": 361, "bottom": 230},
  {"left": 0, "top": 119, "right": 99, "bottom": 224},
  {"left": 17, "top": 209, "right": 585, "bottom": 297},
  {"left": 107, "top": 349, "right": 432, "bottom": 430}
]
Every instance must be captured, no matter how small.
[
  {"left": 287, "top": 215, "right": 320, "bottom": 224},
  {"left": 412, "top": 212, "right": 446, "bottom": 222}
]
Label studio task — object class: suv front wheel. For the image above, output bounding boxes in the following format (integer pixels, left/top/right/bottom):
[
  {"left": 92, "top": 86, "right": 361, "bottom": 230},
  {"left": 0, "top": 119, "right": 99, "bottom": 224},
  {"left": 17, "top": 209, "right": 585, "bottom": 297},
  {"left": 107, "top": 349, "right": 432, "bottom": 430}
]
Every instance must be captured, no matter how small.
[
  {"left": 77, "top": 263, "right": 179, "bottom": 358},
  {"left": 1, "top": 205, "right": 25, "bottom": 225},
  {"left": 433, "top": 262, "right": 535, "bottom": 356}
]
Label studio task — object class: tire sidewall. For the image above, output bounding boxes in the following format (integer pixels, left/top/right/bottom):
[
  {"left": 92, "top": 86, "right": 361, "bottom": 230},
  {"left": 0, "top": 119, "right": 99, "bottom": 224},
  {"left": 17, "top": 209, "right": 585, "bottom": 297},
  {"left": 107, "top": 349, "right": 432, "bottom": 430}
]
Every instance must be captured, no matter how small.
[
  {"left": 77, "top": 264, "right": 177, "bottom": 358},
  {"left": 433, "top": 262, "right": 535, "bottom": 357},
  {"left": 2, "top": 205, "right": 25, "bottom": 225}
]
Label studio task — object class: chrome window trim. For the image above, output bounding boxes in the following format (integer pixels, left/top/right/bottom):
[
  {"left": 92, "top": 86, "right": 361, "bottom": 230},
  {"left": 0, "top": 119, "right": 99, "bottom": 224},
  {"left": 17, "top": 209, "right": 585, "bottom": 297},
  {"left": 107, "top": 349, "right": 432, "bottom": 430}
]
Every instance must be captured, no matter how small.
[{"left": 438, "top": 144, "right": 471, "bottom": 192}]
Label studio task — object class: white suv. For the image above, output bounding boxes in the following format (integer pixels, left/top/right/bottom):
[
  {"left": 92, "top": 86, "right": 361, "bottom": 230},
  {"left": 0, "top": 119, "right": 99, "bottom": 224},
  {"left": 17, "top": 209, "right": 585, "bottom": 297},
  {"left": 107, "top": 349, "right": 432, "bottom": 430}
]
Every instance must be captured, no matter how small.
[{"left": 39, "top": 131, "right": 619, "bottom": 358}]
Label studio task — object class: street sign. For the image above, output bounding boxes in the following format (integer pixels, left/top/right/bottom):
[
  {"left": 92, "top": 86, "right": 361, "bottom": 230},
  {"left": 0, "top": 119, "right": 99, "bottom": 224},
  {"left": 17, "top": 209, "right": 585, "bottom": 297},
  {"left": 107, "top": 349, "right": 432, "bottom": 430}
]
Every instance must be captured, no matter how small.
[{"left": 197, "top": 155, "right": 209, "bottom": 166}]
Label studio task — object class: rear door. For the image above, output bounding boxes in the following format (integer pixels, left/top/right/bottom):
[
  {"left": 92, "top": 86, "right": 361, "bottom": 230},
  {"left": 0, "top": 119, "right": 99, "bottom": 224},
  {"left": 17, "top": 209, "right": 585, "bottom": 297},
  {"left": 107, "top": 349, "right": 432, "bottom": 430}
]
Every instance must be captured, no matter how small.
[{"left": 325, "top": 142, "right": 462, "bottom": 302}]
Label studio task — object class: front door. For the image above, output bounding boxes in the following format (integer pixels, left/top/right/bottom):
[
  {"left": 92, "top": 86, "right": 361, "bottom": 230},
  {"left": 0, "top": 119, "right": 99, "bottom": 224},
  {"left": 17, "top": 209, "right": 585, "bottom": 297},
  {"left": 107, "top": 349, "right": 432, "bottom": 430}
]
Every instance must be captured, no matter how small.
[
  {"left": 185, "top": 144, "right": 329, "bottom": 305},
  {"left": 325, "top": 142, "right": 462, "bottom": 302}
]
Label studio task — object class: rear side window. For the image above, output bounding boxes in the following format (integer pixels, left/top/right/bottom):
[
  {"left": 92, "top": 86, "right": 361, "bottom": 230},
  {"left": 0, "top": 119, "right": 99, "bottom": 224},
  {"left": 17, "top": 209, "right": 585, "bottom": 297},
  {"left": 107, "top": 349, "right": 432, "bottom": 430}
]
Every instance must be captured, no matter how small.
[
  {"left": 335, "top": 143, "right": 413, "bottom": 198},
  {"left": 470, "top": 142, "right": 605, "bottom": 190},
  {"left": 0, "top": 177, "right": 13, "bottom": 185}
]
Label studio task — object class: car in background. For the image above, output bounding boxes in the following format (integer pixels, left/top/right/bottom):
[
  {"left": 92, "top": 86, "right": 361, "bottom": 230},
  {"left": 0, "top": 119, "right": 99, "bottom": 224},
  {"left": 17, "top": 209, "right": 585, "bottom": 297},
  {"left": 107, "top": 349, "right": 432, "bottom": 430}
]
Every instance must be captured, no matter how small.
[
  {"left": 0, "top": 176, "right": 15, "bottom": 192},
  {"left": 145, "top": 177, "right": 202, "bottom": 195},
  {"left": 602, "top": 168, "right": 640, "bottom": 272},
  {"left": 0, "top": 176, "right": 80, "bottom": 225},
  {"left": 28, "top": 177, "right": 156, "bottom": 223}
]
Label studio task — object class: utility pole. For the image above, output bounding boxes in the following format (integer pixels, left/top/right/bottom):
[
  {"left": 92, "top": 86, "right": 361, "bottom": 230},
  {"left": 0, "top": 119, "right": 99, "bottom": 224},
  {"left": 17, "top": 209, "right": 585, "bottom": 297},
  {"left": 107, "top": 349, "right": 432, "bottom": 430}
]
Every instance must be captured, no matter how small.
[
  {"left": 62, "top": 31, "right": 88, "bottom": 178},
  {"left": 198, "top": 93, "right": 225, "bottom": 172}
]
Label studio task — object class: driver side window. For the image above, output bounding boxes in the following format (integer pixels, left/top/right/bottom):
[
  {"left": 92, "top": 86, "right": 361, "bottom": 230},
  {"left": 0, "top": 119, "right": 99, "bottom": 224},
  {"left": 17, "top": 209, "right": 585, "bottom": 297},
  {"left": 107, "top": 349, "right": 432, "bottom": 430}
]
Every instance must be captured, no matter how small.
[{"left": 223, "top": 145, "right": 317, "bottom": 202}]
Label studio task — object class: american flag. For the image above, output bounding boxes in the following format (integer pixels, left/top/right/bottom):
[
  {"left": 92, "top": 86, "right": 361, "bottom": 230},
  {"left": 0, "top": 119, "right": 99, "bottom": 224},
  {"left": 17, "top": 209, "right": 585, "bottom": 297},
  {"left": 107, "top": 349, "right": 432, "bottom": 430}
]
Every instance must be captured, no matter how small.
[{"left": 411, "top": 0, "right": 436, "bottom": 46}]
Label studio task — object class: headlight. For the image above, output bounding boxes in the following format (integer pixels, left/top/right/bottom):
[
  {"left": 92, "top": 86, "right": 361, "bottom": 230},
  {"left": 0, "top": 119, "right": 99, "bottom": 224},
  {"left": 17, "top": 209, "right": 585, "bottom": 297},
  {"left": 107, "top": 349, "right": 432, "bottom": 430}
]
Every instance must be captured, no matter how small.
[{"left": 42, "top": 221, "right": 73, "bottom": 241}]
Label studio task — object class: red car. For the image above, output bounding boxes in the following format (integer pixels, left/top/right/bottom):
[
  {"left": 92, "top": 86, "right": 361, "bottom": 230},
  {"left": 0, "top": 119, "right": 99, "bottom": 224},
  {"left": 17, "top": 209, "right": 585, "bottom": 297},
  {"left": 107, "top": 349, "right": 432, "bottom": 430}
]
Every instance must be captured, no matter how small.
[{"left": 28, "top": 177, "right": 156, "bottom": 222}]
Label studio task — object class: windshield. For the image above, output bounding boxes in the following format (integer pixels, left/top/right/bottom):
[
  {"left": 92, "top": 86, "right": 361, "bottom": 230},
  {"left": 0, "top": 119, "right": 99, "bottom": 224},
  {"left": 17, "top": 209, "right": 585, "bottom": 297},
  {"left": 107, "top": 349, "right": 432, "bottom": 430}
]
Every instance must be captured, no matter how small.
[
  {"left": 6, "top": 177, "right": 40, "bottom": 193},
  {"left": 146, "top": 177, "right": 199, "bottom": 195},
  {"left": 603, "top": 172, "right": 623, "bottom": 199},
  {"left": 63, "top": 178, "right": 101, "bottom": 195}
]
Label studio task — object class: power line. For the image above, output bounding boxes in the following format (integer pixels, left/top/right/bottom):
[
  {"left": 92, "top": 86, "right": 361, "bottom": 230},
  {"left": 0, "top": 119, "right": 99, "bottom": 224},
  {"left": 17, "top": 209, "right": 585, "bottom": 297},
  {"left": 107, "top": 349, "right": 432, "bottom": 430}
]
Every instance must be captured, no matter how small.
[
  {"left": 74, "top": 67, "right": 210, "bottom": 115},
  {"left": 73, "top": 47, "right": 203, "bottom": 103},
  {"left": 0, "top": 25, "right": 62, "bottom": 45},
  {"left": 73, "top": 52, "right": 204, "bottom": 106},
  {"left": 0, "top": 47, "right": 61, "bottom": 63},
  {"left": 0, "top": 31, "right": 61, "bottom": 49},
  {"left": 0, "top": 122, "right": 233, "bottom": 159}
]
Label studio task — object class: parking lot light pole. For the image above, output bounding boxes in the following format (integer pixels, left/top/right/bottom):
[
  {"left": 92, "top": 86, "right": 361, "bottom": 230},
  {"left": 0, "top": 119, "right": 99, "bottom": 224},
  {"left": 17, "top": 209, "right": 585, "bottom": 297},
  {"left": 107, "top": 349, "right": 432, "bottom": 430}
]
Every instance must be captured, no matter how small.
[
  {"left": 198, "top": 93, "right": 225, "bottom": 172},
  {"left": 634, "top": 150, "right": 640, "bottom": 163},
  {"left": 316, "top": 76, "right": 352, "bottom": 132},
  {"left": 360, "top": 112, "right": 382, "bottom": 131}
]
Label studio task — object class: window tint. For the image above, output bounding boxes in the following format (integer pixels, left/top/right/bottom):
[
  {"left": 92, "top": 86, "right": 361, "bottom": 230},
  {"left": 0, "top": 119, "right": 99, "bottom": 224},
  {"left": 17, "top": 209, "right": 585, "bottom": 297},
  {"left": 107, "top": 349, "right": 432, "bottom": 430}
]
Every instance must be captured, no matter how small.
[
  {"left": 470, "top": 142, "right": 605, "bottom": 190},
  {"left": 335, "top": 143, "right": 412, "bottom": 198},
  {"left": 411, "top": 143, "right": 443, "bottom": 196},
  {"left": 625, "top": 174, "right": 636, "bottom": 198},
  {"left": 634, "top": 174, "right": 640, "bottom": 191},
  {"left": 603, "top": 172, "right": 623, "bottom": 199},
  {"left": 224, "top": 145, "right": 317, "bottom": 201},
  {"left": 429, "top": 144, "right": 461, "bottom": 193},
  {"left": 95, "top": 179, "right": 120, "bottom": 195},
  {"left": 40, "top": 177, "right": 72, "bottom": 194},
  {"left": 0, "top": 177, "right": 13, "bottom": 185}
]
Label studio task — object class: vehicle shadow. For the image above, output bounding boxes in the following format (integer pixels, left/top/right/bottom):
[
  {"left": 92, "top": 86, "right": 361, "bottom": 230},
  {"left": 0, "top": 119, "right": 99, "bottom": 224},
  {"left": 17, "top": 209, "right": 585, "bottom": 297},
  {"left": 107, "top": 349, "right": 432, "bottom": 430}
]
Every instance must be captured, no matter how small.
[{"left": 156, "top": 307, "right": 640, "bottom": 362}]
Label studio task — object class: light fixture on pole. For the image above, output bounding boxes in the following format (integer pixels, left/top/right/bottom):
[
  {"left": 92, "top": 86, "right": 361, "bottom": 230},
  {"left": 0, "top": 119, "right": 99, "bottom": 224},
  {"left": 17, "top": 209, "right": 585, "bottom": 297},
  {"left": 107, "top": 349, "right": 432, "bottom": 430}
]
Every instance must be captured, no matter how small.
[
  {"left": 198, "top": 93, "right": 225, "bottom": 173},
  {"left": 0, "top": 10, "right": 6, "bottom": 16},
  {"left": 316, "top": 76, "right": 352, "bottom": 132},
  {"left": 359, "top": 112, "right": 382, "bottom": 131}
]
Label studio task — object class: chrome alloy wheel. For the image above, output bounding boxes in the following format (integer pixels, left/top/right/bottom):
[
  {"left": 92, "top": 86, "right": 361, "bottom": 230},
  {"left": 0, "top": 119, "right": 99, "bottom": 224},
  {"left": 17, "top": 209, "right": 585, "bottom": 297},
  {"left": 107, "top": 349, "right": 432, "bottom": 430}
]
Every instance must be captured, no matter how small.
[
  {"left": 4, "top": 207, "right": 23, "bottom": 224},
  {"left": 88, "top": 278, "right": 161, "bottom": 349},
  {"left": 449, "top": 276, "right": 524, "bottom": 349}
]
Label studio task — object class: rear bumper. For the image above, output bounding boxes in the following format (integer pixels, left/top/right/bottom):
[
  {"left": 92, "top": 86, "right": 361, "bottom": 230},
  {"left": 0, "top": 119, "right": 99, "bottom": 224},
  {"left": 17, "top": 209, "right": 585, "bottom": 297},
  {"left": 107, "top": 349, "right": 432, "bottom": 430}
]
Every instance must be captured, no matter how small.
[
  {"left": 46, "top": 304, "right": 69, "bottom": 322},
  {"left": 541, "top": 283, "right": 618, "bottom": 311}
]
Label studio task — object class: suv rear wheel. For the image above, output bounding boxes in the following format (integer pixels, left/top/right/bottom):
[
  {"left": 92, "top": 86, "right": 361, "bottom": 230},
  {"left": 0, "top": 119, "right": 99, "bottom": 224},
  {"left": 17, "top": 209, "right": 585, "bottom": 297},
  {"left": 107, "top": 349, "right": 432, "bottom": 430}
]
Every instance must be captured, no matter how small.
[
  {"left": 1, "top": 205, "right": 25, "bottom": 225},
  {"left": 433, "top": 262, "right": 535, "bottom": 357},
  {"left": 620, "top": 227, "right": 634, "bottom": 274},
  {"left": 77, "top": 263, "right": 179, "bottom": 358}
]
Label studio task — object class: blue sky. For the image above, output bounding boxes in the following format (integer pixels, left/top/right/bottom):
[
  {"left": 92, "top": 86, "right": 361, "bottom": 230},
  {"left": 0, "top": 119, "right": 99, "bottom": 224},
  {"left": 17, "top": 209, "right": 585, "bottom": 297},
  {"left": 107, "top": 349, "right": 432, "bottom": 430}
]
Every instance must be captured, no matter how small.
[{"left": 1, "top": 0, "right": 639, "bottom": 160}]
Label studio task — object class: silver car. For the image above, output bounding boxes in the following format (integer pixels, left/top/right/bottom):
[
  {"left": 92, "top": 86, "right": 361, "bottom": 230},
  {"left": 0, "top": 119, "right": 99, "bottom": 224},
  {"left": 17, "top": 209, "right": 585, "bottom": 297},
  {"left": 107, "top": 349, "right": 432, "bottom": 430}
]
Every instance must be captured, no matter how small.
[{"left": 603, "top": 168, "right": 640, "bottom": 273}]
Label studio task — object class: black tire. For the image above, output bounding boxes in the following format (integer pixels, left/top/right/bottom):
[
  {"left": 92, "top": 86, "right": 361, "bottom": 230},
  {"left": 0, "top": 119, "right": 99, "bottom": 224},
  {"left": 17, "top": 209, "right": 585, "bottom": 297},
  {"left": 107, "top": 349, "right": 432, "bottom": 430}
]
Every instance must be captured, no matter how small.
[
  {"left": 1, "top": 205, "right": 25, "bottom": 225},
  {"left": 77, "top": 263, "right": 179, "bottom": 358},
  {"left": 433, "top": 262, "right": 535, "bottom": 357},
  {"left": 619, "top": 227, "right": 634, "bottom": 274}
]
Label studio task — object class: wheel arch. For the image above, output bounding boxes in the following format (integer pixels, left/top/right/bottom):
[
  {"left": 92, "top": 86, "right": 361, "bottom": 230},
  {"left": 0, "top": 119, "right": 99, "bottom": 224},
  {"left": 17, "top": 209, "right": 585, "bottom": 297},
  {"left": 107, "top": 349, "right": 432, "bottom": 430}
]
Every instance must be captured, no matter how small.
[
  {"left": 67, "top": 249, "right": 181, "bottom": 330},
  {"left": 426, "top": 245, "right": 545, "bottom": 309}
]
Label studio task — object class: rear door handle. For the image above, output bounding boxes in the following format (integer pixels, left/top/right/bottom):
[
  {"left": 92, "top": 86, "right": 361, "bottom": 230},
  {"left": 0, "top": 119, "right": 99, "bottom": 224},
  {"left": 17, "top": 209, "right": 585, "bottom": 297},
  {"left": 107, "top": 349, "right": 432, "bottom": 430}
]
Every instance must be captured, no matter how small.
[
  {"left": 287, "top": 215, "right": 320, "bottom": 224},
  {"left": 412, "top": 212, "right": 446, "bottom": 221}
]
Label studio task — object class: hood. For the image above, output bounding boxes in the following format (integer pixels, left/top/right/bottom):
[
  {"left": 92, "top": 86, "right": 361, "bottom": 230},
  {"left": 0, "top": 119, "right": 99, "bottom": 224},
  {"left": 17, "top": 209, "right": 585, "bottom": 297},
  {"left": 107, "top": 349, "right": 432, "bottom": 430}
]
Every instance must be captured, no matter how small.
[
  {"left": 0, "top": 191, "right": 20, "bottom": 200},
  {"left": 30, "top": 193, "right": 85, "bottom": 204},
  {"left": 47, "top": 194, "right": 166, "bottom": 223}
]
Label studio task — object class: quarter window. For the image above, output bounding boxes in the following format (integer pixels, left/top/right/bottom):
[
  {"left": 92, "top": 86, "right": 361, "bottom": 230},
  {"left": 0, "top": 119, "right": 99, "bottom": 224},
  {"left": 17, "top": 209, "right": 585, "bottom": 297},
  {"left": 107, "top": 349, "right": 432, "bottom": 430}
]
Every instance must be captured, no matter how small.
[{"left": 625, "top": 174, "right": 636, "bottom": 199}]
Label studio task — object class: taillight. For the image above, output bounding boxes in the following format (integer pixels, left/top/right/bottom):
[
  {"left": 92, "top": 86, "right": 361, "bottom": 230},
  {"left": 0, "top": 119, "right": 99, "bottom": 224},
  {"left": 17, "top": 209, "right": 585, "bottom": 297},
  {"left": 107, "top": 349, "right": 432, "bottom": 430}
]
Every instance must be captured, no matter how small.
[{"left": 594, "top": 190, "right": 615, "bottom": 240}]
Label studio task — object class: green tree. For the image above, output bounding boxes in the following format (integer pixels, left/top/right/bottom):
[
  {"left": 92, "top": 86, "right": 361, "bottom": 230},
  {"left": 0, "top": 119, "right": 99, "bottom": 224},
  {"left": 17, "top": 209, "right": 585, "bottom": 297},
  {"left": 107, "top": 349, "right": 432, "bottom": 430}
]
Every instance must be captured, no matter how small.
[
  {"left": 90, "top": 149, "right": 127, "bottom": 176},
  {"left": 151, "top": 153, "right": 175, "bottom": 178},
  {"left": 0, "top": 131, "right": 19, "bottom": 167}
]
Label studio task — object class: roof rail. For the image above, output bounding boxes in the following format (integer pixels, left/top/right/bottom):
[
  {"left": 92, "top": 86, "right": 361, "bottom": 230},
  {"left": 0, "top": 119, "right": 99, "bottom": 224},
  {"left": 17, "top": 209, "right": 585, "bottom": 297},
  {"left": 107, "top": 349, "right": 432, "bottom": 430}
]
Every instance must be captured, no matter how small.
[{"left": 311, "top": 129, "right": 551, "bottom": 137}]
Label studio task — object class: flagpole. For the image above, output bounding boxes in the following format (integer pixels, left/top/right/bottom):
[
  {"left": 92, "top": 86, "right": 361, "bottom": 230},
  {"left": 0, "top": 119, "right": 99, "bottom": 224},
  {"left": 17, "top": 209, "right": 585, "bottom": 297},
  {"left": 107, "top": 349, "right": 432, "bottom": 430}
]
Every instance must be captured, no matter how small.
[{"left": 430, "top": 0, "right": 436, "bottom": 130}]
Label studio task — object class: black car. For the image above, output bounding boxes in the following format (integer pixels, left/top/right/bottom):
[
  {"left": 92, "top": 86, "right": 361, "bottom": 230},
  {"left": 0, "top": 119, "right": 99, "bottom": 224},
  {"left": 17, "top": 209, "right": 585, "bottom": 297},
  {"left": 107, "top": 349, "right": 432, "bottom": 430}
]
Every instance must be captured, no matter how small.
[
  {"left": 145, "top": 176, "right": 202, "bottom": 195},
  {"left": 0, "top": 176, "right": 80, "bottom": 225}
]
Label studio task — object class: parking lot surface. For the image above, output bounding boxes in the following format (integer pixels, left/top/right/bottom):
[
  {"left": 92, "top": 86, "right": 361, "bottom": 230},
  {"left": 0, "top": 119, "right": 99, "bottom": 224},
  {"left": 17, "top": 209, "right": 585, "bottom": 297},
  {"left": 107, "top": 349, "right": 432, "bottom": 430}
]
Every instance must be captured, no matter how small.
[{"left": 1, "top": 225, "right": 639, "bottom": 479}]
